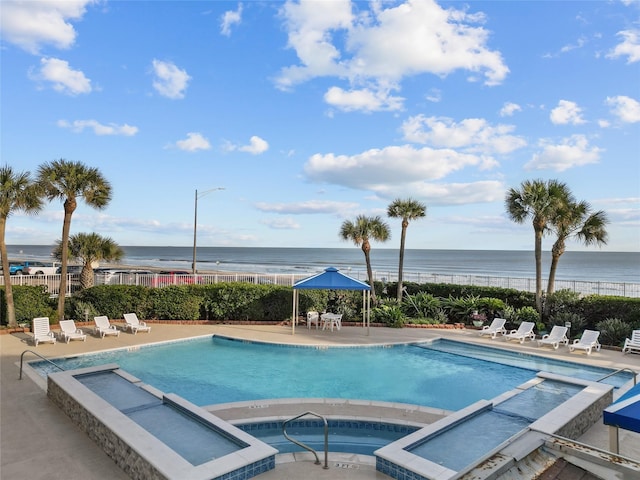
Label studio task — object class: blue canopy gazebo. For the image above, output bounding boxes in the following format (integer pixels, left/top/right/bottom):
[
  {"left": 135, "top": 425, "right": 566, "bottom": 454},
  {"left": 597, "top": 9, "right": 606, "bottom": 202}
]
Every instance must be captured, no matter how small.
[
  {"left": 603, "top": 381, "right": 640, "bottom": 453},
  {"left": 292, "top": 267, "right": 371, "bottom": 335}
]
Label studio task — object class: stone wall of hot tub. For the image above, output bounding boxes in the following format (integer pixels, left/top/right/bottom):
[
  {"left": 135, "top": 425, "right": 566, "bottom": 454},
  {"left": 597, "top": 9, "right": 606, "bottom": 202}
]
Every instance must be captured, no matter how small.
[{"left": 47, "top": 372, "right": 166, "bottom": 480}]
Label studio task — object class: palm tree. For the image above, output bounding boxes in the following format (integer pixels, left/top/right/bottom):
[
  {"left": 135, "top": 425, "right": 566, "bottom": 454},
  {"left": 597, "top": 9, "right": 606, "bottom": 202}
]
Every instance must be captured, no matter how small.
[
  {"left": 37, "top": 160, "right": 112, "bottom": 319},
  {"left": 547, "top": 200, "right": 609, "bottom": 297},
  {"left": 339, "top": 215, "right": 390, "bottom": 302},
  {"left": 0, "top": 166, "right": 43, "bottom": 327},
  {"left": 387, "top": 198, "right": 426, "bottom": 301},
  {"left": 53, "top": 233, "right": 124, "bottom": 289},
  {"left": 505, "top": 179, "right": 570, "bottom": 312}
]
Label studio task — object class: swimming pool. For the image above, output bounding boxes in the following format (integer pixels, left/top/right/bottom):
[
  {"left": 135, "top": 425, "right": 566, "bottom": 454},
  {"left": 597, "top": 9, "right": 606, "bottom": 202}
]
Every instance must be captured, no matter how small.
[{"left": 32, "top": 335, "right": 632, "bottom": 411}]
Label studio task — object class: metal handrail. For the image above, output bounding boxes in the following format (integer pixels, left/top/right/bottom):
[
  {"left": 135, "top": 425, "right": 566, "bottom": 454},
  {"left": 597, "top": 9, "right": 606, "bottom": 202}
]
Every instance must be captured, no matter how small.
[
  {"left": 19, "top": 350, "right": 65, "bottom": 380},
  {"left": 597, "top": 367, "right": 637, "bottom": 386},
  {"left": 282, "top": 411, "right": 329, "bottom": 469}
]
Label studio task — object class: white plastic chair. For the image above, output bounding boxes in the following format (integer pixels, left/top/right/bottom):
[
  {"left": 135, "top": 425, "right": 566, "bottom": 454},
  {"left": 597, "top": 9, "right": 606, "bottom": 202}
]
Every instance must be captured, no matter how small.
[
  {"left": 123, "top": 313, "right": 151, "bottom": 334},
  {"left": 537, "top": 325, "right": 569, "bottom": 350},
  {"left": 569, "top": 329, "right": 601, "bottom": 355},
  {"left": 479, "top": 318, "right": 506, "bottom": 339},
  {"left": 321, "top": 313, "right": 342, "bottom": 332},
  {"left": 306, "top": 311, "right": 319, "bottom": 330},
  {"left": 623, "top": 330, "right": 640, "bottom": 354},
  {"left": 503, "top": 321, "right": 536, "bottom": 344},
  {"left": 93, "top": 315, "right": 120, "bottom": 338},
  {"left": 58, "top": 319, "right": 86, "bottom": 343},
  {"left": 32, "top": 317, "right": 56, "bottom": 346}
]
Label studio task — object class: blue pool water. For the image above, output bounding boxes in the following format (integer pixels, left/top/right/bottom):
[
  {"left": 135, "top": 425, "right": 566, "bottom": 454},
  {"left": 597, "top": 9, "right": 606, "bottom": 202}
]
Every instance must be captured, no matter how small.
[
  {"left": 406, "top": 380, "right": 583, "bottom": 471},
  {"left": 76, "top": 370, "right": 248, "bottom": 465},
  {"left": 33, "top": 336, "right": 631, "bottom": 411},
  {"left": 238, "top": 420, "right": 418, "bottom": 456}
]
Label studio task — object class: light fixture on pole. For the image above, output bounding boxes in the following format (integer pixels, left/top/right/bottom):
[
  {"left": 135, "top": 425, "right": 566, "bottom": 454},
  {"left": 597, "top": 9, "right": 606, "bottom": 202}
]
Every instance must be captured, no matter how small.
[{"left": 192, "top": 187, "right": 224, "bottom": 274}]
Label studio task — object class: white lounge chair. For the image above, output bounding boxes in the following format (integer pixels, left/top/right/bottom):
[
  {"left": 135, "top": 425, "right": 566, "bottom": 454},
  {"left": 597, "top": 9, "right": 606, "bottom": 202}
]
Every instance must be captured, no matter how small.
[
  {"left": 503, "top": 321, "right": 536, "bottom": 344},
  {"left": 569, "top": 329, "right": 601, "bottom": 355},
  {"left": 479, "top": 318, "right": 506, "bottom": 339},
  {"left": 93, "top": 315, "right": 120, "bottom": 338},
  {"left": 123, "top": 313, "right": 151, "bottom": 334},
  {"left": 622, "top": 330, "right": 640, "bottom": 355},
  {"left": 32, "top": 317, "right": 56, "bottom": 346},
  {"left": 306, "top": 311, "right": 319, "bottom": 330},
  {"left": 537, "top": 325, "right": 569, "bottom": 350},
  {"left": 58, "top": 319, "right": 86, "bottom": 343}
]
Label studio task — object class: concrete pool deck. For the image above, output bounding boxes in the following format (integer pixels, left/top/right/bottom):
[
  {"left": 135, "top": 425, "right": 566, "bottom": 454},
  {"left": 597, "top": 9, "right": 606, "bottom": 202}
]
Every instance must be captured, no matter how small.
[{"left": 2, "top": 322, "right": 639, "bottom": 479}]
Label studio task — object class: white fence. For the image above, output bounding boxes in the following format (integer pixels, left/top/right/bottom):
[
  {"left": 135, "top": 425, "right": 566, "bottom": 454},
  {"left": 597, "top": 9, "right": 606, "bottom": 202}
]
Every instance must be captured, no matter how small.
[{"left": 1, "top": 271, "right": 639, "bottom": 298}]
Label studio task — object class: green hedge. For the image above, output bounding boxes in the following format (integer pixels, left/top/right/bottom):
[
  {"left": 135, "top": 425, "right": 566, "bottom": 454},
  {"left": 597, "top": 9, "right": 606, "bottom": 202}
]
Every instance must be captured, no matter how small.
[
  {"left": 4, "top": 282, "right": 640, "bottom": 343},
  {"left": 0, "top": 286, "right": 56, "bottom": 324}
]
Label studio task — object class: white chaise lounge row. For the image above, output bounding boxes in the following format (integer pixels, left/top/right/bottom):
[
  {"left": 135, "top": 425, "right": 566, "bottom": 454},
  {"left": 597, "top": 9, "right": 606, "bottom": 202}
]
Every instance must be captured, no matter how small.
[
  {"left": 30, "top": 313, "right": 151, "bottom": 346},
  {"left": 477, "top": 318, "right": 604, "bottom": 355}
]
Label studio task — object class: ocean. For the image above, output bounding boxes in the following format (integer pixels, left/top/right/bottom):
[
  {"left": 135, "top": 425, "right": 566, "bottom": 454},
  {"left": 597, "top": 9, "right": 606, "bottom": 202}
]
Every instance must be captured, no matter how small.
[{"left": 5, "top": 245, "right": 639, "bottom": 284}]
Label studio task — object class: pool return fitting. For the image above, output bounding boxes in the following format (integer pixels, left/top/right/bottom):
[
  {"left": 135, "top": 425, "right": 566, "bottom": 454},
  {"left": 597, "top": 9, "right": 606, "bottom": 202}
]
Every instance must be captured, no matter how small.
[{"left": 282, "top": 411, "right": 329, "bottom": 469}]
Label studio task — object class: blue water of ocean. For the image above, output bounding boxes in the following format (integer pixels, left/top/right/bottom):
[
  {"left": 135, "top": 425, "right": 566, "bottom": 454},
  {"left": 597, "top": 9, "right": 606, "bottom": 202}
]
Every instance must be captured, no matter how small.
[{"left": 6, "top": 245, "right": 639, "bottom": 283}]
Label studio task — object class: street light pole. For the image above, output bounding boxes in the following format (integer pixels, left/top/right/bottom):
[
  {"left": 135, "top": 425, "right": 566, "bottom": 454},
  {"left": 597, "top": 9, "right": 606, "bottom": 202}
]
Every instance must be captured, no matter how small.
[{"left": 192, "top": 187, "right": 224, "bottom": 274}]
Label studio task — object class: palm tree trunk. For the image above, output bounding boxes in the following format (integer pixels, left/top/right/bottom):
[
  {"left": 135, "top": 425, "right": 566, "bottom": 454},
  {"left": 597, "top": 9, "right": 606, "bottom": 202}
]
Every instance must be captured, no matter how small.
[
  {"left": 57, "top": 200, "right": 75, "bottom": 320},
  {"left": 362, "top": 241, "right": 376, "bottom": 302},
  {"left": 534, "top": 227, "right": 543, "bottom": 313},
  {"left": 546, "top": 239, "right": 565, "bottom": 300},
  {"left": 396, "top": 222, "right": 408, "bottom": 301},
  {"left": 0, "top": 219, "right": 17, "bottom": 327}
]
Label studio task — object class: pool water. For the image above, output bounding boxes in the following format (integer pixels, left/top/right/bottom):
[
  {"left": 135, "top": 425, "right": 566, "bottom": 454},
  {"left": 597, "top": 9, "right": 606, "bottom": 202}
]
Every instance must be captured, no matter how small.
[
  {"left": 406, "top": 380, "right": 584, "bottom": 471},
  {"left": 238, "top": 420, "right": 418, "bottom": 456},
  {"left": 33, "top": 336, "right": 630, "bottom": 411},
  {"left": 76, "top": 370, "right": 248, "bottom": 466}
]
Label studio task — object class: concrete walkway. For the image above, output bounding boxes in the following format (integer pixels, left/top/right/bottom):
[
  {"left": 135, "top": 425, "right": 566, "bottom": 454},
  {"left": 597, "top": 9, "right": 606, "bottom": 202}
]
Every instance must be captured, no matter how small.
[{"left": 2, "top": 323, "right": 639, "bottom": 479}]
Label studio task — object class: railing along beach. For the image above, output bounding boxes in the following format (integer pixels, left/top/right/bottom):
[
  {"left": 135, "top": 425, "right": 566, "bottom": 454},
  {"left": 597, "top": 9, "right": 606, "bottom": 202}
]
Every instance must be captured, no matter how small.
[{"left": 1, "top": 271, "right": 638, "bottom": 298}]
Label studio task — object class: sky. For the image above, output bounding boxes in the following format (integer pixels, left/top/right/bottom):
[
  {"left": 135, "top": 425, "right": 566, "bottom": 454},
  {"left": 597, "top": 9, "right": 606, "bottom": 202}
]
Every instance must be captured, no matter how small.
[{"left": 1, "top": 0, "right": 639, "bottom": 252}]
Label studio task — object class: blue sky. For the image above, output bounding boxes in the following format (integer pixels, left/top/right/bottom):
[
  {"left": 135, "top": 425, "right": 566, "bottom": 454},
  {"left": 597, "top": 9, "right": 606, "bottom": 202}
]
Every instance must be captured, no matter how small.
[{"left": 1, "top": 0, "right": 639, "bottom": 252}]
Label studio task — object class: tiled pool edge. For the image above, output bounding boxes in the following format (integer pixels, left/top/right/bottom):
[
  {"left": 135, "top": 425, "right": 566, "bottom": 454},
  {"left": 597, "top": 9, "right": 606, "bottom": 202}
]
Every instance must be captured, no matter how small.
[
  {"left": 47, "top": 364, "right": 278, "bottom": 480},
  {"left": 374, "top": 373, "right": 615, "bottom": 480}
]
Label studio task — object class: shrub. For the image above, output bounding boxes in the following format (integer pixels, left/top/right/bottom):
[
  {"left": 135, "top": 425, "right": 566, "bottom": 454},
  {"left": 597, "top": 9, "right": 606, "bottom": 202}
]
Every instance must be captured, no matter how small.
[
  {"left": 516, "top": 306, "right": 540, "bottom": 324},
  {"left": 372, "top": 304, "right": 406, "bottom": 328},
  {"left": 1, "top": 286, "right": 56, "bottom": 325},
  {"left": 548, "top": 311, "right": 586, "bottom": 339},
  {"left": 596, "top": 318, "right": 632, "bottom": 347},
  {"left": 442, "top": 295, "right": 480, "bottom": 323},
  {"left": 402, "top": 292, "right": 441, "bottom": 318}
]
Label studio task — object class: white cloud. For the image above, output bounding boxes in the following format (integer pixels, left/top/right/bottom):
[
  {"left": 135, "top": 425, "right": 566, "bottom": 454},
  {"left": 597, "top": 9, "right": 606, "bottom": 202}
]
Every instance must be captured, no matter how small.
[
  {"left": 324, "top": 86, "right": 404, "bottom": 112},
  {"left": 525, "top": 134, "right": 602, "bottom": 172},
  {"left": 375, "top": 180, "right": 505, "bottom": 205},
  {"left": 0, "top": 0, "right": 96, "bottom": 54},
  {"left": 304, "top": 144, "right": 487, "bottom": 193},
  {"left": 550, "top": 100, "right": 586, "bottom": 125},
  {"left": 276, "top": 0, "right": 508, "bottom": 111},
  {"left": 499, "top": 102, "right": 521, "bottom": 117},
  {"left": 221, "top": 3, "right": 243, "bottom": 36},
  {"left": 401, "top": 115, "right": 526, "bottom": 155},
  {"left": 231, "top": 136, "right": 269, "bottom": 154},
  {"left": 173, "top": 132, "right": 211, "bottom": 152},
  {"left": 607, "top": 29, "right": 640, "bottom": 64},
  {"left": 606, "top": 95, "right": 640, "bottom": 123},
  {"left": 32, "top": 57, "right": 92, "bottom": 95},
  {"left": 152, "top": 59, "right": 191, "bottom": 99},
  {"left": 57, "top": 119, "right": 138, "bottom": 136},
  {"left": 255, "top": 200, "right": 358, "bottom": 214},
  {"left": 425, "top": 88, "right": 441, "bottom": 103},
  {"left": 260, "top": 217, "right": 300, "bottom": 230}
]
